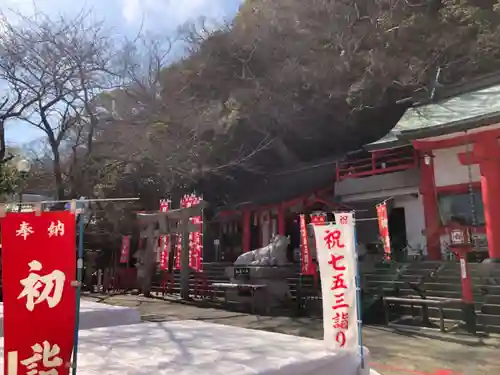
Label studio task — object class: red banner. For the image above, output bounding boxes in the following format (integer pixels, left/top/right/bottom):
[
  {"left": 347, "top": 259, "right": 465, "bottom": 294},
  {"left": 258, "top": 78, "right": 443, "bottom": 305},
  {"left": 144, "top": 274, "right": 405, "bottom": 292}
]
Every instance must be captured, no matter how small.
[
  {"left": 376, "top": 201, "right": 391, "bottom": 260},
  {"left": 2, "top": 211, "right": 76, "bottom": 375},
  {"left": 175, "top": 197, "right": 188, "bottom": 270},
  {"left": 186, "top": 194, "right": 203, "bottom": 272},
  {"left": 175, "top": 194, "right": 203, "bottom": 271},
  {"left": 190, "top": 215, "right": 203, "bottom": 272},
  {"left": 299, "top": 214, "right": 315, "bottom": 275},
  {"left": 159, "top": 199, "right": 170, "bottom": 271},
  {"left": 311, "top": 211, "right": 327, "bottom": 225},
  {"left": 119, "top": 235, "right": 131, "bottom": 264}
]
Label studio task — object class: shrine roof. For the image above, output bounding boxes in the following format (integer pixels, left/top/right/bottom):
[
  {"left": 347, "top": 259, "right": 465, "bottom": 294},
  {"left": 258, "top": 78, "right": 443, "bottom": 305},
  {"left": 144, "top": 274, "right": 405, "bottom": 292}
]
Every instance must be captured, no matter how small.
[{"left": 366, "top": 75, "right": 500, "bottom": 150}]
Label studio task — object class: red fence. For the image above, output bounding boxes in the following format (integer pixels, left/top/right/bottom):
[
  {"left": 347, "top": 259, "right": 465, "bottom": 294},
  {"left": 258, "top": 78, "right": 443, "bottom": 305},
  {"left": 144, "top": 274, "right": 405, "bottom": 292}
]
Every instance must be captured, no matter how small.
[
  {"left": 336, "top": 147, "right": 417, "bottom": 181},
  {"left": 96, "top": 267, "right": 137, "bottom": 292}
]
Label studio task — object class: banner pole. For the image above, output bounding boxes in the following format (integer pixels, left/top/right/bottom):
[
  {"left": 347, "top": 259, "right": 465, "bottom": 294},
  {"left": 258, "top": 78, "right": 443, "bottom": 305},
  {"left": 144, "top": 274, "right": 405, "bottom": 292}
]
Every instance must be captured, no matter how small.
[
  {"left": 298, "top": 219, "right": 303, "bottom": 312},
  {"left": 72, "top": 210, "right": 85, "bottom": 375},
  {"left": 351, "top": 211, "right": 365, "bottom": 370}
]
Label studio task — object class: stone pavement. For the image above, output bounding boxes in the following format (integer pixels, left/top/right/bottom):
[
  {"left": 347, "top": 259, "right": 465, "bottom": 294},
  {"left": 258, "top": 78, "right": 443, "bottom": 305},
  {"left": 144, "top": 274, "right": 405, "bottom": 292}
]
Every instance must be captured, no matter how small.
[{"left": 86, "top": 294, "right": 500, "bottom": 375}]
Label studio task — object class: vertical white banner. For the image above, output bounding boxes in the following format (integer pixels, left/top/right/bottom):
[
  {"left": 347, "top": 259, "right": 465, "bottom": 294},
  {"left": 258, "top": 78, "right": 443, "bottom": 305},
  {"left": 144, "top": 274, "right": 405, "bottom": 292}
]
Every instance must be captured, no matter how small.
[
  {"left": 334, "top": 212, "right": 353, "bottom": 226},
  {"left": 313, "top": 212, "right": 359, "bottom": 351}
]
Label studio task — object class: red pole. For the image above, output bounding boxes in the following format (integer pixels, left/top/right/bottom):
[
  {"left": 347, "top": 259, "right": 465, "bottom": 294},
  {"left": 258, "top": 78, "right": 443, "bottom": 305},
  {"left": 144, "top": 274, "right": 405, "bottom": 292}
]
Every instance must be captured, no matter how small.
[
  {"left": 242, "top": 208, "right": 251, "bottom": 253},
  {"left": 277, "top": 203, "right": 286, "bottom": 236}
]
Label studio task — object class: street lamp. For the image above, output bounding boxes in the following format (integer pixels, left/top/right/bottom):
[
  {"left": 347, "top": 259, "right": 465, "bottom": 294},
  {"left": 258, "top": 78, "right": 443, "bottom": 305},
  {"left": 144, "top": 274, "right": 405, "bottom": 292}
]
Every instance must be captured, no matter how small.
[{"left": 16, "top": 159, "right": 31, "bottom": 212}]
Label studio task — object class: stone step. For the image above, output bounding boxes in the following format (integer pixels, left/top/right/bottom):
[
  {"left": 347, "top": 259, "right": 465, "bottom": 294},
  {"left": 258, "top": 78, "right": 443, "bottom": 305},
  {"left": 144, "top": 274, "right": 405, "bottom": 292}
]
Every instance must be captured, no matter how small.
[
  {"left": 373, "top": 263, "right": 394, "bottom": 270},
  {"left": 480, "top": 304, "right": 500, "bottom": 315},
  {"left": 364, "top": 273, "right": 397, "bottom": 281},
  {"left": 440, "top": 267, "right": 500, "bottom": 277},
  {"left": 482, "top": 295, "right": 500, "bottom": 305},
  {"left": 481, "top": 324, "right": 500, "bottom": 334},
  {"left": 402, "top": 269, "right": 439, "bottom": 276},
  {"left": 364, "top": 273, "right": 420, "bottom": 282},
  {"left": 437, "top": 273, "right": 500, "bottom": 281},
  {"left": 477, "top": 313, "right": 500, "bottom": 327},
  {"left": 403, "top": 261, "right": 444, "bottom": 267},
  {"left": 366, "top": 279, "right": 402, "bottom": 287},
  {"left": 424, "top": 282, "right": 462, "bottom": 292},
  {"left": 401, "top": 288, "right": 463, "bottom": 299}
]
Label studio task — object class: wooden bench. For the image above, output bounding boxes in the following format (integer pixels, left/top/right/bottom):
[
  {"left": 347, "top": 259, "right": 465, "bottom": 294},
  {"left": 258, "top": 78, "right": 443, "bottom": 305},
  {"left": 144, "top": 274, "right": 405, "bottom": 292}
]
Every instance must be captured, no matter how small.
[
  {"left": 383, "top": 296, "right": 460, "bottom": 332},
  {"left": 212, "top": 282, "right": 268, "bottom": 314}
]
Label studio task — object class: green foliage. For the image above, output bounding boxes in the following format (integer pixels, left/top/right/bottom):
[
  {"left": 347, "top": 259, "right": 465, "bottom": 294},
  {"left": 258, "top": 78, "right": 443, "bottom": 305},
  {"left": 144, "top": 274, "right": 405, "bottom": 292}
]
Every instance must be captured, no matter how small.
[{"left": 0, "top": 162, "right": 21, "bottom": 199}]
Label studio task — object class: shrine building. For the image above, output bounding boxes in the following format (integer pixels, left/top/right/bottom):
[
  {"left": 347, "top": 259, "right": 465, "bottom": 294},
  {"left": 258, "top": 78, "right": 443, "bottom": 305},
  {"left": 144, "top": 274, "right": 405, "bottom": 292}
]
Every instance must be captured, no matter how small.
[{"left": 211, "top": 74, "right": 500, "bottom": 263}]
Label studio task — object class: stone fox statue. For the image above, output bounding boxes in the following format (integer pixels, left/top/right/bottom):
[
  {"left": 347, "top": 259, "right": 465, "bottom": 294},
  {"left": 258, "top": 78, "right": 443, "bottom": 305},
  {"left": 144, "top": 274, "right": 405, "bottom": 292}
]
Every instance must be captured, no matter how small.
[{"left": 234, "top": 234, "right": 291, "bottom": 267}]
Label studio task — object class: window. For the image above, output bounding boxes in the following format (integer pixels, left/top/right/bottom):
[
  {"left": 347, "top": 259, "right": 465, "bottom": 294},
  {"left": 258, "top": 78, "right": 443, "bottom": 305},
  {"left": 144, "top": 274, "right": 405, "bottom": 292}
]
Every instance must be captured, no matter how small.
[{"left": 438, "top": 191, "right": 485, "bottom": 226}]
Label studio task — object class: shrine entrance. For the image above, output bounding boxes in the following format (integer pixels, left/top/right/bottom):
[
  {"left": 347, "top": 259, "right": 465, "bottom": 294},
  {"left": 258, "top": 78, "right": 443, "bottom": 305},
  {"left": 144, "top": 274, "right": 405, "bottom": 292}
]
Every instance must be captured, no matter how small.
[
  {"left": 136, "top": 200, "right": 207, "bottom": 299},
  {"left": 388, "top": 207, "right": 407, "bottom": 261}
]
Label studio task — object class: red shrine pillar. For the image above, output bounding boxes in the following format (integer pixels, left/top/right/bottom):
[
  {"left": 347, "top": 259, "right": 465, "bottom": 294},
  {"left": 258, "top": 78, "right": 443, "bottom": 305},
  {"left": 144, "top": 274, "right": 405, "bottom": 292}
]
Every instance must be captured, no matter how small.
[
  {"left": 419, "top": 151, "right": 441, "bottom": 260},
  {"left": 242, "top": 208, "right": 251, "bottom": 253},
  {"left": 475, "top": 138, "right": 500, "bottom": 260},
  {"left": 277, "top": 203, "right": 286, "bottom": 236}
]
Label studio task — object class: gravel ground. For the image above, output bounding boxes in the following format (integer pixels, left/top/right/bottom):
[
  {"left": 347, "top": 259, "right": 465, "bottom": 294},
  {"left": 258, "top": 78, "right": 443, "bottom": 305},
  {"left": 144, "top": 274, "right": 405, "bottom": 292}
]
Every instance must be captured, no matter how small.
[{"left": 85, "top": 294, "right": 500, "bottom": 375}]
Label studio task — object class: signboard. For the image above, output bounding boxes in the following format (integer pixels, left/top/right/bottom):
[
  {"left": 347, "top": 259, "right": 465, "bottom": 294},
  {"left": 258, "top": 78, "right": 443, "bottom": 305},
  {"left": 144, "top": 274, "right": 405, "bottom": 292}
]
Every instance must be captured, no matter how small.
[
  {"left": 376, "top": 202, "right": 391, "bottom": 260},
  {"left": 234, "top": 267, "right": 250, "bottom": 278},
  {"left": 2, "top": 211, "right": 76, "bottom": 375},
  {"left": 299, "top": 214, "right": 315, "bottom": 275},
  {"left": 159, "top": 199, "right": 170, "bottom": 271},
  {"left": 119, "top": 235, "right": 131, "bottom": 264},
  {"left": 450, "top": 229, "right": 465, "bottom": 245},
  {"left": 313, "top": 212, "right": 359, "bottom": 350}
]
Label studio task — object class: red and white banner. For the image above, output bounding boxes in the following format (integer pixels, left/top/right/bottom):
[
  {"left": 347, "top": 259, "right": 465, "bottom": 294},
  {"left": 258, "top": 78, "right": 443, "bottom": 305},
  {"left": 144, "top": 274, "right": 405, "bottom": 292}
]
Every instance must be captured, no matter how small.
[
  {"left": 185, "top": 194, "right": 203, "bottom": 272},
  {"left": 190, "top": 215, "right": 203, "bottom": 271},
  {"left": 313, "top": 212, "right": 359, "bottom": 350},
  {"left": 119, "top": 235, "right": 131, "bottom": 264},
  {"left": 159, "top": 199, "right": 170, "bottom": 271},
  {"left": 175, "top": 194, "right": 203, "bottom": 271},
  {"left": 376, "top": 202, "right": 391, "bottom": 260},
  {"left": 299, "top": 214, "right": 315, "bottom": 275},
  {"left": 2, "top": 211, "right": 76, "bottom": 375},
  {"left": 175, "top": 196, "right": 188, "bottom": 270}
]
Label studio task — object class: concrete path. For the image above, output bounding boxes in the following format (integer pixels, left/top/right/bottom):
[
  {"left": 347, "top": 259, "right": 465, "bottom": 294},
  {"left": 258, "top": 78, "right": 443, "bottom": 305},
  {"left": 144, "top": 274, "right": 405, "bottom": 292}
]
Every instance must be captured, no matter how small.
[{"left": 87, "top": 294, "right": 500, "bottom": 375}]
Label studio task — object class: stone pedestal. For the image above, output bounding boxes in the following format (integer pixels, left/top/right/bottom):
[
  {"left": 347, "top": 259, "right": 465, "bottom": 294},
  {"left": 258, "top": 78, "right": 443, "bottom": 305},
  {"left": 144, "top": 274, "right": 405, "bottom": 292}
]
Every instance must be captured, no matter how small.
[{"left": 225, "top": 265, "right": 296, "bottom": 310}]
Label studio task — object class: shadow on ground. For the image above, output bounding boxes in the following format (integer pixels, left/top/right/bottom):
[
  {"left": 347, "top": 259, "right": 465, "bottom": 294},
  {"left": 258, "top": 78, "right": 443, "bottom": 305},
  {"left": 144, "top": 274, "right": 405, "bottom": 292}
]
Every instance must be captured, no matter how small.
[{"left": 86, "top": 294, "right": 500, "bottom": 375}]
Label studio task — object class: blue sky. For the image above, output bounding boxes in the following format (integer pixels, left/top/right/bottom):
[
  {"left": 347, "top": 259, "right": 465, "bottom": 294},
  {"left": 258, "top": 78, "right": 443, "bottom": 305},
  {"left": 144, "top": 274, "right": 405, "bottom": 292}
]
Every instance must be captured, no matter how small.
[{"left": 2, "top": 0, "right": 244, "bottom": 145}]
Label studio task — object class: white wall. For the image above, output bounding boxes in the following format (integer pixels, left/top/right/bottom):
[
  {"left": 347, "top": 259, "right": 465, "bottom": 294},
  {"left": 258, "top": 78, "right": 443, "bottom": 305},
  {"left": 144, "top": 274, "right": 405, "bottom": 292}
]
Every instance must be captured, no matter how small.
[
  {"left": 433, "top": 145, "right": 480, "bottom": 187},
  {"left": 394, "top": 194, "right": 427, "bottom": 255},
  {"left": 336, "top": 169, "right": 420, "bottom": 198}
]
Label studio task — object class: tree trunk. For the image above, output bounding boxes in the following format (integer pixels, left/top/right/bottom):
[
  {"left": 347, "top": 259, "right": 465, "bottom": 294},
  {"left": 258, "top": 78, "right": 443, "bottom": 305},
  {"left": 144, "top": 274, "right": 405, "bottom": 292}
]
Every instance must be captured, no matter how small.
[
  {"left": 0, "top": 120, "right": 6, "bottom": 162},
  {"left": 50, "top": 141, "right": 65, "bottom": 200}
]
